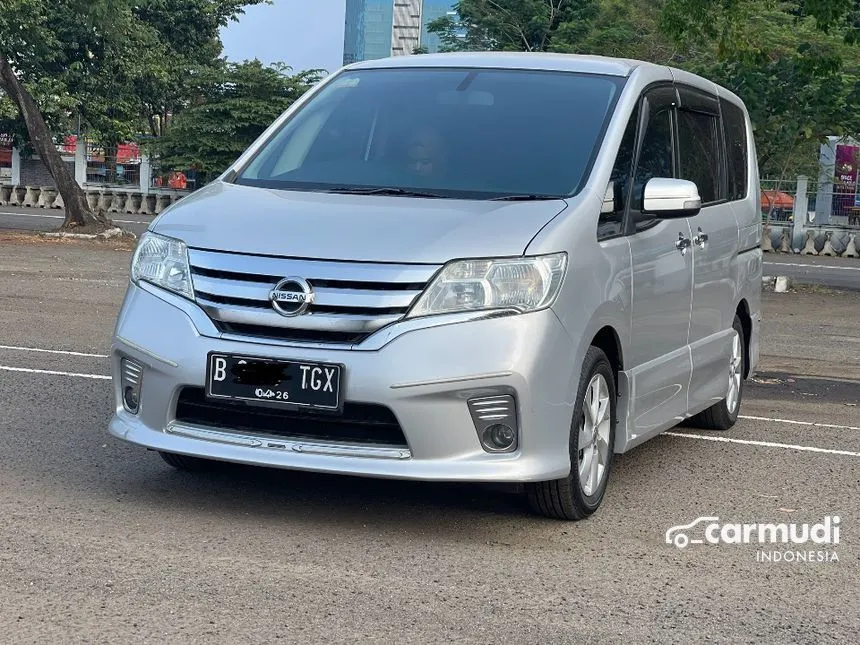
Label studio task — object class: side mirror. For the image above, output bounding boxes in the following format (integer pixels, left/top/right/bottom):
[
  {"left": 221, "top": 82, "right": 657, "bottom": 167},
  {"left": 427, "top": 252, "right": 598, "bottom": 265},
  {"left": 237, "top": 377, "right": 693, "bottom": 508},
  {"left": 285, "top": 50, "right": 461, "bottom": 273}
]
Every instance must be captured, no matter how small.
[{"left": 642, "top": 178, "right": 702, "bottom": 218}]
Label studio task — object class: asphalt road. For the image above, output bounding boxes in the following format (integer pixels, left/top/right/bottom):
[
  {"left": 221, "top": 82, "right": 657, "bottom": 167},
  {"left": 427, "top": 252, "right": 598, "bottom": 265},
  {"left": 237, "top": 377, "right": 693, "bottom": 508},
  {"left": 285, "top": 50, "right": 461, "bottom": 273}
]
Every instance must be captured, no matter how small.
[
  {"left": 763, "top": 253, "right": 860, "bottom": 291},
  {"left": 0, "top": 239, "right": 857, "bottom": 642},
  {"left": 0, "top": 205, "right": 154, "bottom": 236},
  {"left": 1, "top": 205, "right": 857, "bottom": 290}
]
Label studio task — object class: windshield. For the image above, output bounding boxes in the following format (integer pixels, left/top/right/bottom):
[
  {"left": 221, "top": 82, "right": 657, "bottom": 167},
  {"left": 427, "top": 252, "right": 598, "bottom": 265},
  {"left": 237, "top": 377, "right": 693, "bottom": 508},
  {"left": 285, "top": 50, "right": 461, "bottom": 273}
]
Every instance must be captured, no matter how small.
[{"left": 236, "top": 67, "right": 625, "bottom": 200}]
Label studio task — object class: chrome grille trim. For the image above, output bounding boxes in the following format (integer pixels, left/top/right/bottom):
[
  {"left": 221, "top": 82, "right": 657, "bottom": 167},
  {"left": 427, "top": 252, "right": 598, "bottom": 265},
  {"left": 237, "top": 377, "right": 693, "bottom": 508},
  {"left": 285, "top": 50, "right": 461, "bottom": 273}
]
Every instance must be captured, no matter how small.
[
  {"left": 196, "top": 298, "right": 402, "bottom": 332},
  {"left": 187, "top": 248, "right": 441, "bottom": 344},
  {"left": 192, "top": 274, "right": 421, "bottom": 309},
  {"left": 188, "top": 249, "right": 439, "bottom": 284}
]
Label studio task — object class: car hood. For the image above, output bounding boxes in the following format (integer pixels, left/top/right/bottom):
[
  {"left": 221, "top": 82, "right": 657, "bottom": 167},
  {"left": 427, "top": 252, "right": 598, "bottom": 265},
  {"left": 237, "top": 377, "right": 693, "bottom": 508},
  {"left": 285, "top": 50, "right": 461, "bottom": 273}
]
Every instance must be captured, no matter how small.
[{"left": 151, "top": 182, "right": 569, "bottom": 264}]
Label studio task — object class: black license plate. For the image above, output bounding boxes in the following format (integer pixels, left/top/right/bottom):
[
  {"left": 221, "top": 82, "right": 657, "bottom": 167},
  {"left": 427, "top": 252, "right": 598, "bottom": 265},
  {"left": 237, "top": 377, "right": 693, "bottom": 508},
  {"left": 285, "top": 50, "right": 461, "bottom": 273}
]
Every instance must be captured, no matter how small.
[{"left": 206, "top": 353, "right": 343, "bottom": 410}]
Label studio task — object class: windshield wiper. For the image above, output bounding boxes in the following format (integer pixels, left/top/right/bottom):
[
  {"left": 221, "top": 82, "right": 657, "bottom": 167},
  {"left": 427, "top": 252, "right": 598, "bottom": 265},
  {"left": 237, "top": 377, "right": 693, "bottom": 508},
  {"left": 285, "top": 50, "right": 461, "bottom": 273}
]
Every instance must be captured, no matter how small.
[
  {"left": 321, "top": 186, "right": 448, "bottom": 198},
  {"left": 489, "top": 194, "right": 562, "bottom": 201}
]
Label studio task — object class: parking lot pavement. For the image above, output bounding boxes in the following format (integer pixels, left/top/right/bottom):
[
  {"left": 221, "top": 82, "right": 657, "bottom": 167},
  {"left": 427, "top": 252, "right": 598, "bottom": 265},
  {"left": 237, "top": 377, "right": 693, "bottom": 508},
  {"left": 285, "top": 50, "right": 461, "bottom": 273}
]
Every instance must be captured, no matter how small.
[
  {"left": 0, "top": 240, "right": 858, "bottom": 642},
  {"left": 0, "top": 205, "right": 154, "bottom": 236}
]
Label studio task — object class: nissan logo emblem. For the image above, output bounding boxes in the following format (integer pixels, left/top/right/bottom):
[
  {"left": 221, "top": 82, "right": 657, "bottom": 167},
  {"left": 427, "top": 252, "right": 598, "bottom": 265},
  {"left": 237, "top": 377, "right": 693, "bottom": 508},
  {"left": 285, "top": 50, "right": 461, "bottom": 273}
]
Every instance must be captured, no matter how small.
[{"left": 269, "top": 277, "right": 314, "bottom": 317}]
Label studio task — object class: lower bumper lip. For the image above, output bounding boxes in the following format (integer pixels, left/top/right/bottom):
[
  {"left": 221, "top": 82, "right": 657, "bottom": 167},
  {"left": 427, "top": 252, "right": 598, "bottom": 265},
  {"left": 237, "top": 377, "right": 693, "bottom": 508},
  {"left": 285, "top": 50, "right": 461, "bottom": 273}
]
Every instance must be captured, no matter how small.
[{"left": 167, "top": 422, "right": 412, "bottom": 460}]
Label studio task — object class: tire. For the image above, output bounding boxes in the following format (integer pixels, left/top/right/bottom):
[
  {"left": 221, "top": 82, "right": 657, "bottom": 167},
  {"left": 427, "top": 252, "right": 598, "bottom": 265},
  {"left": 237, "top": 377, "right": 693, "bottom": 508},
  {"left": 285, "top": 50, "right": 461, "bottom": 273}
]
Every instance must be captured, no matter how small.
[
  {"left": 526, "top": 346, "right": 617, "bottom": 521},
  {"left": 159, "top": 451, "right": 213, "bottom": 472},
  {"left": 689, "top": 315, "right": 746, "bottom": 431}
]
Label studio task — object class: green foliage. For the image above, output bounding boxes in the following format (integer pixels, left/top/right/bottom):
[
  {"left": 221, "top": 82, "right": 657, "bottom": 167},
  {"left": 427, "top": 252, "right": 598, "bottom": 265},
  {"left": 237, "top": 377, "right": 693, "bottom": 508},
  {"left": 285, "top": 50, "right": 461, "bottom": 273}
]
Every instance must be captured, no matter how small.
[
  {"left": 0, "top": 0, "right": 270, "bottom": 148},
  {"left": 433, "top": 0, "right": 860, "bottom": 179},
  {"left": 429, "top": 0, "right": 598, "bottom": 52},
  {"left": 155, "top": 61, "right": 323, "bottom": 180}
]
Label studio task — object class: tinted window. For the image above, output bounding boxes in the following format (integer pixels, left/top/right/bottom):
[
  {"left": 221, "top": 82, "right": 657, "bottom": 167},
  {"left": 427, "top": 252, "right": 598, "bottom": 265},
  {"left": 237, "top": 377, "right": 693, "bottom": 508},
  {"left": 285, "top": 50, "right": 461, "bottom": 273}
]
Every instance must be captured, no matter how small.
[
  {"left": 237, "top": 68, "right": 625, "bottom": 199},
  {"left": 722, "top": 99, "right": 748, "bottom": 201},
  {"left": 677, "top": 110, "right": 722, "bottom": 203},
  {"left": 599, "top": 105, "right": 639, "bottom": 240},
  {"left": 631, "top": 106, "right": 673, "bottom": 213}
]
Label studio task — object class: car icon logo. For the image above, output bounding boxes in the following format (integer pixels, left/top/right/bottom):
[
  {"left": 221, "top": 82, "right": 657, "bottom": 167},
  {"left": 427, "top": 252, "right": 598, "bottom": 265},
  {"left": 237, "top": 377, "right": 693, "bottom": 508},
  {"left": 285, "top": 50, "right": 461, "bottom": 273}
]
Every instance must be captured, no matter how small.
[{"left": 665, "top": 516, "right": 720, "bottom": 549}]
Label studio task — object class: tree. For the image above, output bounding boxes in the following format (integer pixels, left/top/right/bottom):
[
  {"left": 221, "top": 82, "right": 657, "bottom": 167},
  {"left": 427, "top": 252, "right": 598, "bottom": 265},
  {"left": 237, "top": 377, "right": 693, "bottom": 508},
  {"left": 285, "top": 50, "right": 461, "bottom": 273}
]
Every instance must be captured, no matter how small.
[
  {"left": 0, "top": 0, "right": 268, "bottom": 232},
  {"left": 0, "top": 0, "right": 119, "bottom": 231},
  {"left": 428, "top": 0, "right": 598, "bottom": 52},
  {"left": 156, "top": 62, "right": 323, "bottom": 183}
]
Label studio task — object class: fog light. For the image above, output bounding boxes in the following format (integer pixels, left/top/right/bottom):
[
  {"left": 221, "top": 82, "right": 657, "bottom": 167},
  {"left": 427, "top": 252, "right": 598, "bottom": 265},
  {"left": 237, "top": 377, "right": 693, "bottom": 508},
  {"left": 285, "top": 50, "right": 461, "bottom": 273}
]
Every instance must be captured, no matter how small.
[
  {"left": 468, "top": 395, "right": 519, "bottom": 453},
  {"left": 483, "top": 424, "right": 516, "bottom": 450},
  {"left": 120, "top": 357, "right": 143, "bottom": 414}
]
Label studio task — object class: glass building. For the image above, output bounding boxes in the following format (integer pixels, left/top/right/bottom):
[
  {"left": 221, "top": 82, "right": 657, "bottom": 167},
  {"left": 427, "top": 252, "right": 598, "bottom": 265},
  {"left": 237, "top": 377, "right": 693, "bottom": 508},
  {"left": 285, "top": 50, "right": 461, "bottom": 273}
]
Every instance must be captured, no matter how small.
[{"left": 343, "top": 0, "right": 457, "bottom": 66}]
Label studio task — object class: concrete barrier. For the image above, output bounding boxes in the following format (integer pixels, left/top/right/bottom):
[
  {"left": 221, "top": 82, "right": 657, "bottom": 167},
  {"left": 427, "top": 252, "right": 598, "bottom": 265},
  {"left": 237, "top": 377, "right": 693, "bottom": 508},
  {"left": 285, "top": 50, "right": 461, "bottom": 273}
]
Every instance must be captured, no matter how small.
[
  {"left": 96, "top": 190, "right": 113, "bottom": 212},
  {"left": 21, "top": 186, "right": 40, "bottom": 207},
  {"left": 845, "top": 234, "right": 859, "bottom": 259},
  {"left": 124, "top": 192, "right": 142, "bottom": 214},
  {"left": 0, "top": 185, "right": 12, "bottom": 205},
  {"left": 86, "top": 191, "right": 99, "bottom": 211},
  {"left": 52, "top": 192, "right": 64, "bottom": 210},
  {"left": 109, "top": 192, "right": 127, "bottom": 213},
  {"left": 38, "top": 186, "right": 57, "bottom": 208},
  {"left": 154, "top": 194, "right": 171, "bottom": 214}
]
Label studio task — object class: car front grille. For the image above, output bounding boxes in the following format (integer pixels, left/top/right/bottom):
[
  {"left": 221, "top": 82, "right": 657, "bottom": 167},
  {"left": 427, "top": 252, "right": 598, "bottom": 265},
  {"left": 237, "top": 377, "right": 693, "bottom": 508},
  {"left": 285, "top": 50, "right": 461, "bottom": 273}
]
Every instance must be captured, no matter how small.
[
  {"left": 174, "top": 387, "right": 408, "bottom": 448},
  {"left": 188, "top": 249, "right": 440, "bottom": 345}
]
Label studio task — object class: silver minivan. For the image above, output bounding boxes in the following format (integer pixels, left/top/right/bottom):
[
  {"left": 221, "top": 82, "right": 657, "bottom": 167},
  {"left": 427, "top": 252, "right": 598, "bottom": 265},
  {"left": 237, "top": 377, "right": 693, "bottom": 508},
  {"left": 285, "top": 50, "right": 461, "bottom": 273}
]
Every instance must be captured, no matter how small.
[{"left": 110, "top": 53, "right": 762, "bottom": 520}]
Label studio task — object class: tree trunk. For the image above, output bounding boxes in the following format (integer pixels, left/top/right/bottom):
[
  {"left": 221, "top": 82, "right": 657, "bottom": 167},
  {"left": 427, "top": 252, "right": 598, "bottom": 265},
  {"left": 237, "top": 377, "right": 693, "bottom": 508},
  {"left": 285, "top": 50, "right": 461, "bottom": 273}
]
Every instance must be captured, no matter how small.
[{"left": 0, "top": 54, "right": 110, "bottom": 232}]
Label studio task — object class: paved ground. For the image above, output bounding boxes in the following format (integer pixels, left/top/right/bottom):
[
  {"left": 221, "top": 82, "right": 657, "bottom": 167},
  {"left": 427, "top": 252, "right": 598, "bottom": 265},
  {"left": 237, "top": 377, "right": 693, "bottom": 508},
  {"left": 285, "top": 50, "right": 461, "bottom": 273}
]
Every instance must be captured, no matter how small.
[
  {"left": 0, "top": 239, "right": 858, "bottom": 643},
  {"left": 0, "top": 205, "right": 154, "bottom": 236},
  {"left": 2, "top": 204, "right": 858, "bottom": 289}
]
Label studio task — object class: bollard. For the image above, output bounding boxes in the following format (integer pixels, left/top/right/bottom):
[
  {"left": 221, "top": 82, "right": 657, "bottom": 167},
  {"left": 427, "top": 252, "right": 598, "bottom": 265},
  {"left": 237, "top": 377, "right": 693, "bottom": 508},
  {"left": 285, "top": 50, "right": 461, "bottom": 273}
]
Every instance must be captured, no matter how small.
[
  {"left": 0, "top": 185, "right": 11, "bottom": 205},
  {"left": 779, "top": 229, "right": 791, "bottom": 253},
  {"left": 844, "top": 234, "right": 859, "bottom": 259},
  {"left": 125, "top": 192, "right": 142, "bottom": 214},
  {"left": 821, "top": 231, "right": 838, "bottom": 256},
  {"left": 109, "top": 192, "right": 127, "bottom": 213},
  {"left": 21, "top": 186, "right": 40, "bottom": 207},
  {"left": 801, "top": 230, "right": 818, "bottom": 255},
  {"left": 762, "top": 225, "right": 774, "bottom": 252}
]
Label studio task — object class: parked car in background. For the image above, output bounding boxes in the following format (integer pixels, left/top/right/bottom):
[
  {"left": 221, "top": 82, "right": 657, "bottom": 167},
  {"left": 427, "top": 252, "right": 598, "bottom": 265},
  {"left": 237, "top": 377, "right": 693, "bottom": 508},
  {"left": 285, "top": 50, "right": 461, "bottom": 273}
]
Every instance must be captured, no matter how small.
[{"left": 109, "top": 52, "right": 762, "bottom": 520}]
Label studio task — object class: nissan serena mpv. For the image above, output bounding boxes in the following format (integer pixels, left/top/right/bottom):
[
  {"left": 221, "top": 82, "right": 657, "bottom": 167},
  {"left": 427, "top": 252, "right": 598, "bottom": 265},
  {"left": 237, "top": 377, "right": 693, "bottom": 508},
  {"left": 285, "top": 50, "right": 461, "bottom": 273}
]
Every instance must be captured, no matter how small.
[{"left": 110, "top": 53, "right": 762, "bottom": 520}]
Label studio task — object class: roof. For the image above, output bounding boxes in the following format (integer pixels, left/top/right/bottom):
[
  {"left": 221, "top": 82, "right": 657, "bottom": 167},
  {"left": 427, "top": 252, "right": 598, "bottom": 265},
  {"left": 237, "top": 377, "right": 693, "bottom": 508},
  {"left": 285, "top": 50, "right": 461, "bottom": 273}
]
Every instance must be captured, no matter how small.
[{"left": 347, "top": 52, "right": 656, "bottom": 77}]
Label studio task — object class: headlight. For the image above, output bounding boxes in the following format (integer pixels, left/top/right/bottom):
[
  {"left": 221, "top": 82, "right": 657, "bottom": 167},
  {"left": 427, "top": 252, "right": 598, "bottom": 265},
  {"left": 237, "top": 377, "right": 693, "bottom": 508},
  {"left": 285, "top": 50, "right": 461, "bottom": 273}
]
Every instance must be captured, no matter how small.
[
  {"left": 131, "top": 232, "right": 194, "bottom": 299},
  {"left": 407, "top": 253, "right": 567, "bottom": 318}
]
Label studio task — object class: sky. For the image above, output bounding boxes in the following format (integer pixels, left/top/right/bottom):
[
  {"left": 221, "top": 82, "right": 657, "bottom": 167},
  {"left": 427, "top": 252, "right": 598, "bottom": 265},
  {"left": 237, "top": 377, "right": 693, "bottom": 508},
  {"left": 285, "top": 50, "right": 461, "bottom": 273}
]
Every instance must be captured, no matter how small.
[{"left": 221, "top": 0, "right": 347, "bottom": 74}]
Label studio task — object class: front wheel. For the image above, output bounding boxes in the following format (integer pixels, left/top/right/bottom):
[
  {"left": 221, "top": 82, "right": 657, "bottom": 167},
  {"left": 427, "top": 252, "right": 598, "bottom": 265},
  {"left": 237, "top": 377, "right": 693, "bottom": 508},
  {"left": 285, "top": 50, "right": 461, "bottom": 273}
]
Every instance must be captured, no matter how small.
[{"left": 526, "top": 346, "right": 616, "bottom": 521}]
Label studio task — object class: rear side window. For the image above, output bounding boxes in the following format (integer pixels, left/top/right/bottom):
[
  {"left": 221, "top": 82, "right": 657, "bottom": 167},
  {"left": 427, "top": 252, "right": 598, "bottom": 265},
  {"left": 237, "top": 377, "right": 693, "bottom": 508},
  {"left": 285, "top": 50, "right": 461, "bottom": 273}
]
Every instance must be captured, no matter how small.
[
  {"left": 721, "top": 99, "right": 748, "bottom": 201},
  {"left": 677, "top": 110, "right": 722, "bottom": 203}
]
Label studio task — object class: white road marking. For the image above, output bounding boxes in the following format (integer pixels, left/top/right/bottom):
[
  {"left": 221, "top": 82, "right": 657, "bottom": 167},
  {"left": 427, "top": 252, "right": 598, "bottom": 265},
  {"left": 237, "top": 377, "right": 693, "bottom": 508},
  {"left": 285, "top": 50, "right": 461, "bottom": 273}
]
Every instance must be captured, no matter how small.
[
  {"left": 0, "top": 365, "right": 110, "bottom": 380},
  {"left": 0, "top": 344, "right": 108, "bottom": 358},
  {"left": 666, "top": 431, "right": 860, "bottom": 457},
  {"left": 763, "top": 262, "right": 860, "bottom": 272},
  {"left": 0, "top": 211, "right": 149, "bottom": 224},
  {"left": 739, "top": 414, "right": 860, "bottom": 432}
]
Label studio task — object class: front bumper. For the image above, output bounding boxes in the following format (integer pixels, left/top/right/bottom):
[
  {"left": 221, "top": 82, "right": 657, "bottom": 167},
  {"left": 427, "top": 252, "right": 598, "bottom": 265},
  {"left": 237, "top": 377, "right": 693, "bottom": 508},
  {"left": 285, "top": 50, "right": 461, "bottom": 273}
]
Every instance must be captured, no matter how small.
[{"left": 109, "top": 283, "right": 578, "bottom": 482}]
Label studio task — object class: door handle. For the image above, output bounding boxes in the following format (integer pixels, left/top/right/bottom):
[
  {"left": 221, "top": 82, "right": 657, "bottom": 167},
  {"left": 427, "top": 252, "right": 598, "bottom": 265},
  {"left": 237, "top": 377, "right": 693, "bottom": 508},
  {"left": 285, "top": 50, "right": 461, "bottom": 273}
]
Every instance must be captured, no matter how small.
[
  {"left": 676, "top": 233, "right": 692, "bottom": 256},
  {"left": 694, "top": 227, "right": 709, "bottom": 249}
]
